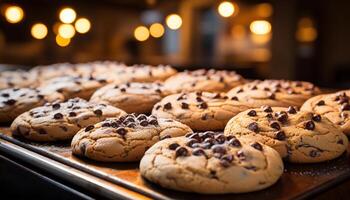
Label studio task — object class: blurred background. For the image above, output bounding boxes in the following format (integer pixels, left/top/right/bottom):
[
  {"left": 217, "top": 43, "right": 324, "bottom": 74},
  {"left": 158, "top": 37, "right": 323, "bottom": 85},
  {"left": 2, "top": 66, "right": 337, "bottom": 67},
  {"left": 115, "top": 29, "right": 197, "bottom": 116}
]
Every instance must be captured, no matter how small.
[{"left": 0, "top": 0, "right": 349, "bottom": 88}]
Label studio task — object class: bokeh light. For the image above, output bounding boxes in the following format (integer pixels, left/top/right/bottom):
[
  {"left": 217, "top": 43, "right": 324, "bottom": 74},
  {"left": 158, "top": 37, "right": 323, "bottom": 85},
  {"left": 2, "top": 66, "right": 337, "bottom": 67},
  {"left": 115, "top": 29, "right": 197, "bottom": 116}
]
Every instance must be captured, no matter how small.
[
  {"left": 31, "top": 23, "right": 48, "bottom": 39},
  {"left": 218, "top": 1, "right": 235, "bottom": 18},
  {"left": 75, "top": 18, "right": 91, "bottom": 34},
  {"left": 296, "top": 17, "right": 317, "bottom": 42},
  {"left": 4, "top": 6, "right": 24, "bottom": 24},
  {"left": 250, "top": 20, "right": 271, "bottom": 35},
  {"left": 134, "top": 26, "right": 150, "bottom": 41},
  {"left": 256, "top": 3, "right": 273, "bottom": 18},
  {"left": 149, "top": 23, "right": 165, "bottom": 38},
  {"left": 166, "top": 14, "right": 182, "bottom": 30},
  {"left": 59, "top": 7, "right": 77, "bottom": 24},
  {"left": 58, "top": 24, "right": 75, "bottom": 39},
  {"left": 56, "top": 34, "right": 71, "bottom": 47}
]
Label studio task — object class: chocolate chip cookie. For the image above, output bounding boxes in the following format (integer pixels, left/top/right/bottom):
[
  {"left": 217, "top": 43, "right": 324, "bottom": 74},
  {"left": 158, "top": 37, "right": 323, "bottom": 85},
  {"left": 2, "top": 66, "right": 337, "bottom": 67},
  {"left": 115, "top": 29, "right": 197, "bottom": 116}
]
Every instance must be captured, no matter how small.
[
  {"left": 0, "top": 70, "right": 38, "bottom": 89},
  {"left": 38, "top": 75, "right": 108, "bottom": 100},
  {"left": 90, "top": 82, "right": 169, "bottom": 114},
  {"left": 151, "top": 92, "right": 249, "bottom": 131},
  {"left": 140, "top": 132, "right": 283, "bottom": 194},
  {"left": 163, "top": 69, "right": 245, "bottom": 93},
  {"left": 127, "top": 64, "right": 177, "bottom": 82},
  {"left": 71, "top": 114, "right": 192, "bottom": 162},
  {"left": 226, "top": 80, "right": 320, "bottom": 108},
  {"left": 224, "top": 106, "right": 348, "bottom": 163},
  {"left": 301, "top": 90, "right": 350, "bottom": 135},
  {"left": 11, "top": 98, "right": 126, "bottom": 141},
  {"left": 0, "top": 88, "right": 64, "bottom": 122}
]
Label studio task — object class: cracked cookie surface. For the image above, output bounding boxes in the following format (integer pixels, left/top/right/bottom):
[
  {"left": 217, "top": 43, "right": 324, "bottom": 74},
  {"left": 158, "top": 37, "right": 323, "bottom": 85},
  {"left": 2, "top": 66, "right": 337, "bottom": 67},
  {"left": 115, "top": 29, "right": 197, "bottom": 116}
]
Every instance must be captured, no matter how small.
[
  {"left": 140, "top": 132, "right": 283, "bottom": 194},
  {"left": 227, "top": 80, "right": 320, "bottom": 108},
  {"left": 71, "top": 114, "right": 192, "bottom": 162},
  {"left": 163, "top": 69, "right": 245, "bottom": 93},
  {"left": 224, "top": 106, "right": 348, "bottom": 163},
  {"left": 11, "top": 98, "right": 126, "bottom": 141},
  {"left": 301, "top": 90, "right": 350, "bottom": 135},
  {"left": 90, "top": 82, "right": 169, "bottom": 114},
  {"left": 151, "top": 92, "right": 249, "bottom": 131},
  {"left": 0, "top": 88, "right": 64, "bottom": 122}
]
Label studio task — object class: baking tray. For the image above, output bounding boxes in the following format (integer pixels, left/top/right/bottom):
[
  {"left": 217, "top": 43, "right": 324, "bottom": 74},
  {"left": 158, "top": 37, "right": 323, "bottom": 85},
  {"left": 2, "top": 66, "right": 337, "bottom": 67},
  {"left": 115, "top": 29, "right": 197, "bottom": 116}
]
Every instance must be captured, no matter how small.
[{"left": 1, "top": 127, "right": 350, "bottom": 200}]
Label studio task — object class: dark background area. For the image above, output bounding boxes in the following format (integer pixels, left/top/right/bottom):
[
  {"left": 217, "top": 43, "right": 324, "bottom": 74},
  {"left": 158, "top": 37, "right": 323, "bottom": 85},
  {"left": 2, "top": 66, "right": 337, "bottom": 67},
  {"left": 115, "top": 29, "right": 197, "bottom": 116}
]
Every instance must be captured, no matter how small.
[{"left": 0, "top": 0, "right": 349, "bottom": 88}]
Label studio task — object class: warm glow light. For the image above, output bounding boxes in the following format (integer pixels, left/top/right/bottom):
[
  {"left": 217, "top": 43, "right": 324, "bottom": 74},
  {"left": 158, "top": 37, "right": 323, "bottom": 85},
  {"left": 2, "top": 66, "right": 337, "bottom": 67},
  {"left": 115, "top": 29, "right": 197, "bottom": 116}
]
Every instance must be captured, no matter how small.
[
  {"left": 53, "top": 22, "right": 61, "bottom": 35},
  {"left": 149, "top": 23, "right": 164, "bottom": 38},
  {"left": 296, "top": 17, "right": 317, "bottom": 42},
  {"left": 218, "top": 1, "right": 235, "bottom": 18},
  {"left": 31, "top": 23, "right": 48, "bottom": 39},
  {"left": 5, "top": 6, "right": 24, "bottom": 23},
  {"left": 58, "top": 24, "right": 75, "bottom": 39},
  {"left": 56, "top": 34, "right": 71, "bottom": 47},
  {"left": 59, "top": 8, "right": 76, "bottom": 23},
  {"left": 134, "top": 26, "right": 150, "bottom": 41},
  {"left": 250, "top": 20, "right": 271, "bottom": 35},
  {"left": 166, "top": 14, "right": 182, "bottom": 30},
  {"left": 75, "top": 18, "right": 91, "bottom": 34},
  {"left": 231, "top": 25, "right": 246, "bottom": 40},
  {"left": 256, "top": 3, "right": 273, "bottom": 18}
]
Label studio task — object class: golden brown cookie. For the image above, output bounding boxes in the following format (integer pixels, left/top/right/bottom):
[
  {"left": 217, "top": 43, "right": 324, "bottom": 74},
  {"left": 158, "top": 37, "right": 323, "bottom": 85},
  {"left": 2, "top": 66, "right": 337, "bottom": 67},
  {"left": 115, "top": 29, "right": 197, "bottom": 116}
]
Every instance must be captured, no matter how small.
[
  {"left": 301, "top": 90, "right": 350, "bottom": 135},
  {"left": 224, "top": 106, "right": 348, "bottom": 163},
  {"left": 71, "top": 114, "right": 192, "bottom": 162},
  {"left": 140, "top": 132, "right": 283, "bottom": 194}
]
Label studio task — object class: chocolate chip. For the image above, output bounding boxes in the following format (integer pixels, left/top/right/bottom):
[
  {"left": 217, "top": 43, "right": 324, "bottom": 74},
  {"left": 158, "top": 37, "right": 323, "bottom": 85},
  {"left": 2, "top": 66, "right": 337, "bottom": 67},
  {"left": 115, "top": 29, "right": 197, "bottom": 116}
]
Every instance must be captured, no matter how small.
[
  {"left": 251, "top": 142, "right": 263, "bottom": 151},
  {"left": 175, "top": 147, "right": 188, "bottom": 157},
  {"left": 215, "top": 134, "right": 226, "bottom": 144},
  {"left": 196, "top": 91, "right": 202, "bottom": 96},
  {"left": 341, "top": 103, "right": 350, "bottom": 111},
  {"left": 251, "top": 85, "right": 258, "bottom": 90},
  {"left": 264, "top": 87, "right": 270, "bottom": 91},
  {"left": 337, "top": 139, "right": 344, "bottom": 145},
  {"left": 305, "top": 120, "right": 315, "bottom": 130},
  {"left": 137, "top": 114, "right": 147, "bottom": 121},
  {"left": 188, "top": 133, "right": 201, "bottom": 141},
  {"left": 287, "top": 106, "right": 297, "bottom": 114},
  {"left": 309, "top": 150, "right": 319, "bottom": 157},
  {"left": 247, "top": 110, "right": 257, "bottom": 116},
  {"left": 140, "top": 120, "right": 149, "bottom": 126},
  {"left": 228, "top": 138, "right": 241, "bottom": 147},
  {"left": 53, "top": 113, "right": 63, "bottom": 119},
  {"left": 270, "top": 121, "right": 281, "bottom": 130},
  {"left": 266, "top": 113, "right": 273, "bottom": 120},
  {"left": 101, "top": 122, "right": 111, "bottom": 127},
  {"left": 155, "top": 105, "right": 161, "bottom": 110},
  {"left": 237, "top": 89, "right": 243, "bottom": 93},
  {"left": 186, "top": 139, "right": 199, "bottom": 148},
  {"left": 114, "top": 85, "right": 119, "bottom": 89},
  {"left": 312, "top": 114, "right": 322, "bottom": 122},
  {"left": 120, "top": 88, "right": 126, "bottom": 92},
  {"left": 221, "top": 154, "right": 234, "bottom": 162},
  {"left": 340, "top": 112, "right": 348, "bottom": 119},
  {"left": 198, "top": 102, "right": 208, "bottom": 109},
  {"left": 237, "top": 150, "right": 246, "bottom": 160},
  {"left": 275, "top": 131, "right": 286, "bottom": 140},
  {"left": 230, "top": 96, "right": 238, "bottom": 101},
  {"left": 69, "top": 112, "right": 77, "bottom": 117},
  {"left": 4, "top": 99, "right": 16, "bottom": 105},
  {"left": 201, "top": 131, "right": 215, "bottom": 139},
  {"left": 196, "top": 97, "right": 203, "bottom": 102},
  {"left": 94, "top": 109, "right": 103, "bottom": 116},
  {"left": 211, "top": 145, "right": 226, "bottom": 155},
  {"left": 262, "top": 105, "right": 273, "bottom": 113},
  {"left": 181, "top": 102, "right": 189, "bottom": 109},
  {"left": 276, "top": 112, "right": 288, "bottom": 123},
  {"left": 163, "top": 102, "right": 172, "bottom": 110},
  {"left": 37, "top": 94, "right": 44, "bottom": 99},
  {"left": 149, "top": 119, "right": 158, "bottom": 126},
  {"left": 155, "top": 89, "right": 162, "bottom": 93},
  {"left": 268, "top": 93, "right": 275, "bottom": 99},
  {"left": 204, "top": 138, "right": 216, "bottom": 145},
  {"left": 192, "top": 148, "right": 206, "bottom": 156},
  {"left": 116, "top": 127, "right": 127, "bottom": 136},
  {"left": 220, "top": 159, "right": 231, "bottom": 168},
  {"left": 316, "top": 100, "right": 325, "bottom": 106},
  {"left": 1, "top": 93, "right": 9, "bottom": 97},
  {"left": 127, "top": 123, "right": 136, "bottom": 128},
  {"left": 247, "top": 122, "right": 259, "bottom": 132},
  {"left": 85, "top": 125, "right": 94, "bottom": 132},
  {"left": 201, "top": 114, "right": 208, "bottom": 120}
]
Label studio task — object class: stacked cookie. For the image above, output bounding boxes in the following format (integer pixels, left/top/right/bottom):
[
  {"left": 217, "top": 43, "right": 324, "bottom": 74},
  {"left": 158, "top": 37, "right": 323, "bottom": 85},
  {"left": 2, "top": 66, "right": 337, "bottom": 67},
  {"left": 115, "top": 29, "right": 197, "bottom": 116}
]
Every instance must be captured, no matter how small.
[{"left": 2, "top": 62, "right": 349, "bottom": 195}]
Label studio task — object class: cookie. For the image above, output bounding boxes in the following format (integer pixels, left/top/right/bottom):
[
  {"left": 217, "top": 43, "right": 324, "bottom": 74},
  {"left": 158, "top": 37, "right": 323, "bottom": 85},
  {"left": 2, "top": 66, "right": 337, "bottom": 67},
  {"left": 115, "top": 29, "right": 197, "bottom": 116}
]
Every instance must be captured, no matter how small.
[
  {"left": 226, "top": 80, "right": 320, "bottom": 108},
  {"left": 71, "top": 114, "right": 192, "bottom": 162},
  {"left": 0, "top": 70, "right": 38, "bottom": 89},
  {"left": 151, "top": 92, "right": 249, "bottom": 131},
  {"left": 11, "top": 98, "right": 126, "bottom": 141},
  {"left": 127, "top": 64, "right": 177, "bottom": 82},
  {"left": 31, "top": 63, "right": 79, "bottom": 81},
  {"left": 301, "top": 90, "right": 350, "bottom": 135},
  {"left": 90, "top": 82, "right": 169, "bottom": 114},
  {"left": 0, "top": 88, "right": 64, "bottom": 122},
  {"left": 140, "top": 132, "right": 283, "bottom": 194},
  {"left": 163, "top": 69, "right": 245, "bottom": 93},
  {"left": 224, "top": 106, "right": 348, "bottom": 163},
  {"left": 38, "top": 75, "right": 108, "bottom": 100}
]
